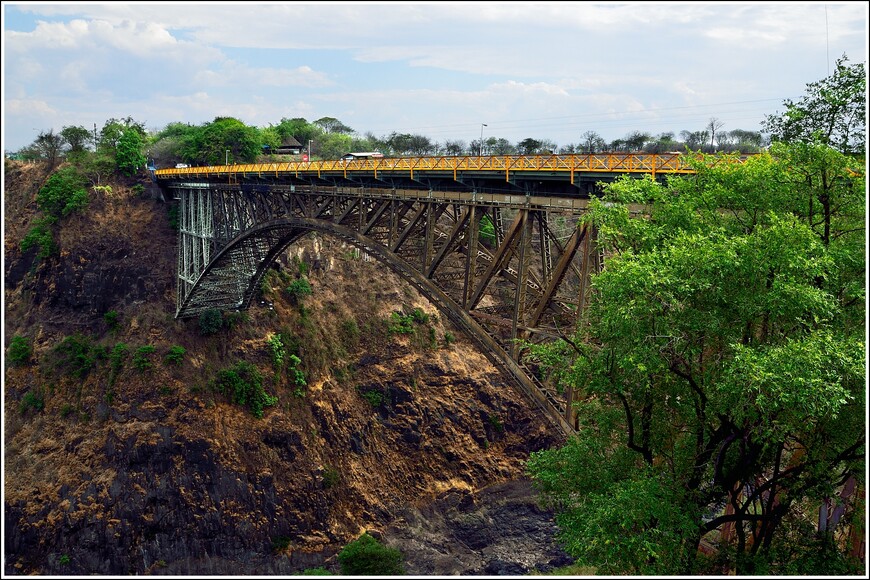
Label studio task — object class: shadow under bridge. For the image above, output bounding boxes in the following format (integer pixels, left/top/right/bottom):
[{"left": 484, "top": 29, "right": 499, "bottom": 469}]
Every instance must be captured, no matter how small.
[{"left": 170, "top": 183, "right": 600, "bottom": 435}]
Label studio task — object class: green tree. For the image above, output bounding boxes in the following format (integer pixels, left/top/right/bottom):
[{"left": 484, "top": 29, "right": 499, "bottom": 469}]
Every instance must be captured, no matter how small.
[
  {"left": 60, "top": 125, "right": 93, "bottom": 153},
  {"left": 579, "top": 130, "right": 607, "bottom": 153},
  {"left": 20, "top": 216, "right": 58, "bottom": 258},
  {"left": 385, "top": 132, "right": 415, "bottom": 156},
  {"left": 763, "top": 54, "right": 866, "bottom": 155},
  {"left": 149, "top": 121, "right": 201, "bottom": 166},
  {"left": 442, "top": 139, "right": 468, "bottom": 156},
  {"left": 679, "top": 129, "right": 710, "bottom": 151},
  {"left": 193, "top": 117, "right": 262, "bottom": 165},
  {"left": 274, "top": 117, "right": 319, "bottom": 146},
  {"left": 623, "top": 130, "right": 651, "bottom": 152},
  {"left": 315, "top": 132, "right": 354, "bottom": 159},
  {"left": 116, "top": 128, "right": 146, "bottom": 176},
  {"left": 259, "top": 125, "right": 281, "bottom": 154},
  {"left": 98, "top": 117, "right": 146, "bottom": 155},
  {"left": 313, "top": 116, "right": 354, "bottom": 134},
  {"left": 76, "top": 151, "right": 116, "bottom": 185},
  {"left": 479, "top": 214, "right": 496, "bottom": 246},
  {"left": 517, "top": 137, "right": 543, "bottom": 155},
  {"left": 21, "top": 130, "right": 65, "bottom": 167},
  {"left": 725, "top": 129, "right": 765, "bottom": 152},
  {"left": 525, "top": 145, "right": 865, "bottom": 575},
  {"left": 487, "top": 137, "right": 516, "bottom": 155},
  {"left": 36, "top": 166, "right": 88, "bottom": 218}
]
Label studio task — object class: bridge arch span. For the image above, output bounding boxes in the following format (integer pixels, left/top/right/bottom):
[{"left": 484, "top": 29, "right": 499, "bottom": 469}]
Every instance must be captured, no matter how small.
[
  {"left": 171, "top": 183, "right": 597, "bottom": 434},
  {"left": 179, "top": 214, "right": 575, "bottom": 434}
]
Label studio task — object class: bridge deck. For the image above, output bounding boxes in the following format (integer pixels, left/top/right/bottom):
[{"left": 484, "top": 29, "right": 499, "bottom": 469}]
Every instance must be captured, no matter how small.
[{"left": 154, "top": 152, "right": 741, "bottom": 183}]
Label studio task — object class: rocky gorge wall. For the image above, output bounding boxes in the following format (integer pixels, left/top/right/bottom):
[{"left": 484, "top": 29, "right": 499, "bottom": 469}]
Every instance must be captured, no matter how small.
[{"left": 3, "top": 160, "right": 570, "bottom": 575}]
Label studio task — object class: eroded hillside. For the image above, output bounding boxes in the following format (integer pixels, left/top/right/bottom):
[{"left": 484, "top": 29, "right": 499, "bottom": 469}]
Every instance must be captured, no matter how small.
[{"left": 3, "top": 160, "right": 566, "bottom": 575}]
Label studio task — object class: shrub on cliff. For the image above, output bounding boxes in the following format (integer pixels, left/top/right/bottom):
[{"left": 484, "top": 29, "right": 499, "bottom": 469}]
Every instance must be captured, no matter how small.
[
  {"left": 198, "top": 309, "right": 224, "bottom": 335},
  {"left": 36, "top": 166, "right": 88, "bottom": 218},
  {"left": 211, "top": 361, "right": 277, "bottom": 418},
  {"left": 337, "top": 532, "right": 404, "bottom": 576},
  {"left": 7, "top": 335, "right": 32, "bottom": 366}
]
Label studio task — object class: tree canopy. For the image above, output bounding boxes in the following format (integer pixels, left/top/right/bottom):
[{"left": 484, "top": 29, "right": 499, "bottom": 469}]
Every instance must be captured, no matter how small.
[
  {"left": 763, "top": 54, "right": 866, "bottom": 155},
  {"left": 525, "top": 144, "right": 865, "bottom": 575}
]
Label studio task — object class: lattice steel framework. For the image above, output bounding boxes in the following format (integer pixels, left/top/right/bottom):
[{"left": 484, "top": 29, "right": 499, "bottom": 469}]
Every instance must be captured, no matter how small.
[{"left": 172, "top": 183, "right": 600, "bottom": 434}]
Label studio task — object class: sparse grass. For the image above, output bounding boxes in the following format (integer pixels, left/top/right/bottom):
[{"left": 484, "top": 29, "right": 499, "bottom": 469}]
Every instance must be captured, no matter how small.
[
  {"left": 340, "top": 319, "right": 360, "bottom": 348},
  {"left": 360, "top": 388, "right": 384, "bottom": 408},
  {"left": 388, "top": 307, "right": 432, "bottom": 337},
  {"left": 388, "top": 312, "right": 415, "bottom": 335},
  {"left": 294, "top": 256, "right": 309, "bottom": 276},
  {"left": 268, "top": 333, "right": 286, "bottom": 369},
  {"left": 108, "top": 343, "right": 128, "bottom": 385},
  {"left": 19, "top": 390, "right": 45, "bottom": 414},
  {"left": 322, "top": 465, "right": 340, "bottom": 489},
  {"left": 103, "top": 310, "right": 120, "bottom": 332},
  {"left": 223, "top": 311, "right": 249, "bottom": 330},
  {"left": 50, "top": 334, "right": 104, "bottom": 379},
  {"left": 530, "top": 562, "right": 597, "bottom": 575}
]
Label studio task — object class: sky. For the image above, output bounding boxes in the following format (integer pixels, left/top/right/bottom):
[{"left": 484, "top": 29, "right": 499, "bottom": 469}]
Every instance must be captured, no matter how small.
[{"left": 2, "top": 1, "right": 868, "bottom": 153}]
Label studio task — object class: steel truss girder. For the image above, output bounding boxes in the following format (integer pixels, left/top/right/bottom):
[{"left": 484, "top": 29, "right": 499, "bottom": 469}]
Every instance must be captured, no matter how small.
[{"left": 170, "top": 184, "right": 597, "bottom": 434}]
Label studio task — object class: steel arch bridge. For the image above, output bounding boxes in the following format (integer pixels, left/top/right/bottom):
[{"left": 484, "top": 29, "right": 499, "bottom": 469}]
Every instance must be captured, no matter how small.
[{"left": 154, "top": 153, "right": 725, "bottom": 435}]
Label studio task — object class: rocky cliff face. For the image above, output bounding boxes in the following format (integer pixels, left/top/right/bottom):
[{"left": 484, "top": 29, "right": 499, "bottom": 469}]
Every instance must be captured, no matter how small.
[{"left": 3, "top": 160, "right": 567, "bottom": 575}]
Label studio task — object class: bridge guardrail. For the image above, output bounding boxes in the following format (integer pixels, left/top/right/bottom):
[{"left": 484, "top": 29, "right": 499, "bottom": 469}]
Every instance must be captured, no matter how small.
[{"left": 154, "top": 152, "right": 755, "bottom": 181}]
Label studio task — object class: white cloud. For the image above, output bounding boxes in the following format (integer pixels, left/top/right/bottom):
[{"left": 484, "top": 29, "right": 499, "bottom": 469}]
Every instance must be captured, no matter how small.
[
  {"left": 5, "top": 98, "right": 57, "bottom": 117},
  {"left": 2, "top": 2, "right": 866, "bottom": 153},
  {"left": 5, "top": 16, "right": 217, "bottom": 61},
  {"left": 194, "top": 63, "right": 333, "bottom": 88},
  {"left": 489, "top": 80, "right": 571, "bottom": 98}
]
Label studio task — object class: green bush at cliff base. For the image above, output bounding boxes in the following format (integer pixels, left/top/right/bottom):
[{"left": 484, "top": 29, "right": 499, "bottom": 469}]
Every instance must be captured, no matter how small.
[{"left": 337, "top": 532, "right": 404, "bottom": 576}]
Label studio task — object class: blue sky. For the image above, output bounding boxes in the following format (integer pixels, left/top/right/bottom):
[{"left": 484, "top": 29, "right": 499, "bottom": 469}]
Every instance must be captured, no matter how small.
[{"left": 2, "top": 1, "right": 868, "bottom": 153}]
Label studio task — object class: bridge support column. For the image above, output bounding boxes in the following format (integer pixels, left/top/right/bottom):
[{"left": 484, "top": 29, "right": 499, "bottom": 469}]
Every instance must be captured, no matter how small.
[
  {"left": 177, "top": 186, "right": 214, "bottom": 315},
  {"left": 510, "top": 209, "right": 531, "bottom": 359},
  {"left": 577, "top": 223, "right": 597, "bottom": 313},
  {"left": 564, "top": 384, "right": 576, "bottom": 429},
  {"left": 463, "top": 205, "right": 479, "bottom": 309}
]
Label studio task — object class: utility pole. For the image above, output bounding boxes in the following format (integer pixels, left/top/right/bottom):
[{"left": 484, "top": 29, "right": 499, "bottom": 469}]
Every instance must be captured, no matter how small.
[
  {"left": 225, "top": 149, "right": 230, "bottom": 165},
  {"left": 480, "top": 123, "right": 487, "bottom": 156}
]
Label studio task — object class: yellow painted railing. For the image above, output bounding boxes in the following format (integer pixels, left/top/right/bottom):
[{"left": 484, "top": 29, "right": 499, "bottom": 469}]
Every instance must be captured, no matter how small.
[{"left": 155, "top": 152, "right": 753, "bottom": 181}]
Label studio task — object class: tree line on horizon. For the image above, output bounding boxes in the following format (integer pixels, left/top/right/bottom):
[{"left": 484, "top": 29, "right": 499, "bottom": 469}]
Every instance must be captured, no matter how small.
[
  {"left": 10, "top": 55, "right": 864, "bottom": 171},
  {"left": 10, "top": 113, "right": 770, "bottom": 170}
]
